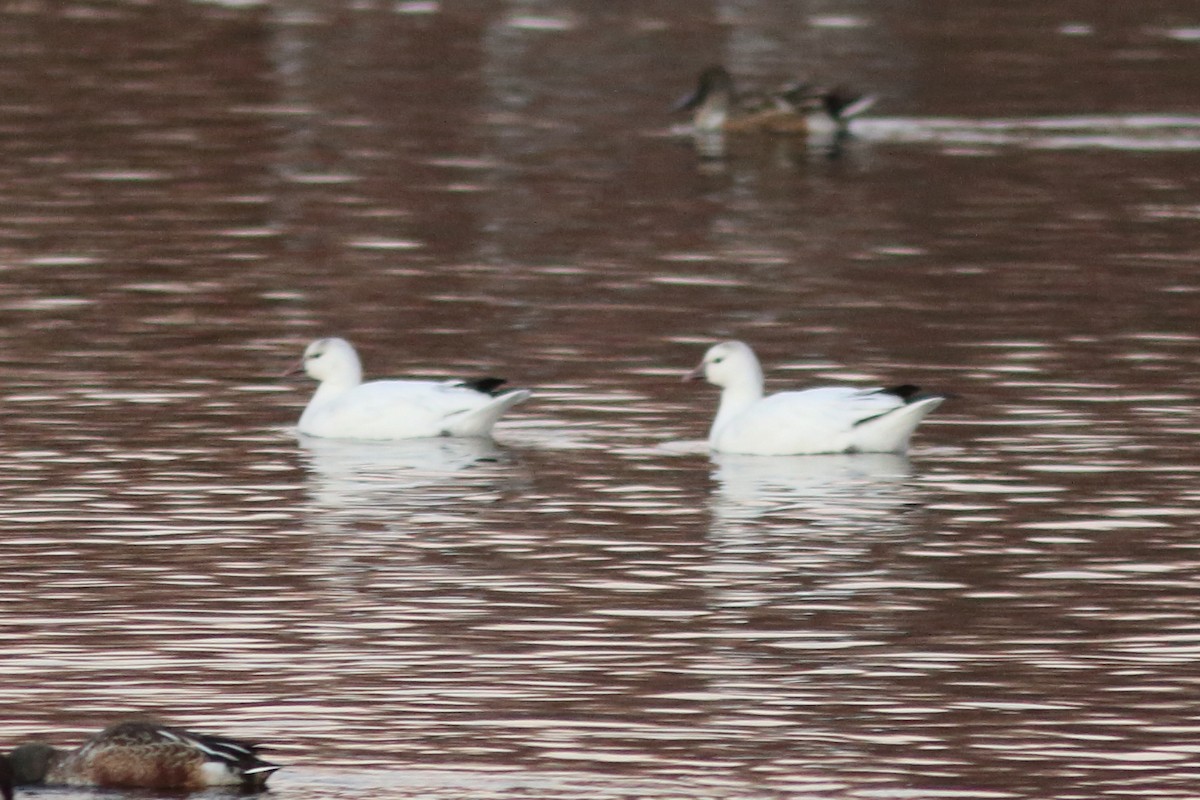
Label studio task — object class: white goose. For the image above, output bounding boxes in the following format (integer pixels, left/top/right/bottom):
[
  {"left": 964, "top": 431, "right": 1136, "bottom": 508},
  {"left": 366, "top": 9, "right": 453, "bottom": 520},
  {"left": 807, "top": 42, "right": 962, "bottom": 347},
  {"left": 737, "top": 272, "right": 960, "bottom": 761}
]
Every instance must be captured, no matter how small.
[
  {"left": 290, "top": 337, "right": 530, "bottom": 440},
  {"left": 685, "top": 340, "right": 943, "bottom": 456}
]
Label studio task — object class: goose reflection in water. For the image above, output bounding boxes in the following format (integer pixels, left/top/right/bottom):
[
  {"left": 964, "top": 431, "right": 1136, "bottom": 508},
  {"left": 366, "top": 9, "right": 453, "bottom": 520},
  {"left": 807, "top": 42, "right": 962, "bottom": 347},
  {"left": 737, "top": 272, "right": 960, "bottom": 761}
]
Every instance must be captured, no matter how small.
[
  {"left": 704, "top": 453, "right": 927, "bottom": 616},
  {"left": 298, "top": 435, "right": 526, "bottom": 519},
  {"left": 293, "top": 435, "right": 533, "bottom": 605},
  {"left": 709, "top": 452, "right": 915, "bottom": 525}
]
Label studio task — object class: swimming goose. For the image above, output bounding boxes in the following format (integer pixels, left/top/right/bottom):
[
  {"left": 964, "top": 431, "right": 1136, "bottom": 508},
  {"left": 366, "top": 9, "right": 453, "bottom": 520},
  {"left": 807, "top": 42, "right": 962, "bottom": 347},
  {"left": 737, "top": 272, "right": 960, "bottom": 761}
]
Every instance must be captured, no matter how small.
[
  {"left": 290, "top": 337, "right": 530, "bottom": 440},
  {"left": 685, "top": 340, "right": 943, "bottom": 455}
]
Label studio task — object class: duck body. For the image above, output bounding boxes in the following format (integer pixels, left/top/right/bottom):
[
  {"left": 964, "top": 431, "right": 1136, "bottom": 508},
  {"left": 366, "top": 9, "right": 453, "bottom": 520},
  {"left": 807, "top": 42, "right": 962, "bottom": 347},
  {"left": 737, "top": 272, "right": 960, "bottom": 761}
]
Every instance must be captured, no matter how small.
[
  {"left": 8, "top": 720, "right": 278, "bottom": 792},
  {"left": 687, "top": 341, "right": 943, "bottom": 456},
  {"left": 675, "top": 66, "right": 875, "bottom": 141},
  {"left": 804, "top": 87, "right": 878, "bottom": 142},
  {"left": 675, "top": 66, "right": 806, "bottom": 134},
  {"left": 293, "top": 337, "right": 530, "bottom": 440}
]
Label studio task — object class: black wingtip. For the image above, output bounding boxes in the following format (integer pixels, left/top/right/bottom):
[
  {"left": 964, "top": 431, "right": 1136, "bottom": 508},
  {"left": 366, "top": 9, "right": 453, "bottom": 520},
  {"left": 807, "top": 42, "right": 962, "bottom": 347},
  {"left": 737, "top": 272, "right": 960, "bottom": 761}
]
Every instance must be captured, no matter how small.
[
  {"left": 879, "top": 384, "right": 954, "bottom": 404},
  {"left": 462, "top": 377, "right": 509, "bottom": 396},
  {"left": 881, "top": 384, "right": 923, "bottom": 401}
]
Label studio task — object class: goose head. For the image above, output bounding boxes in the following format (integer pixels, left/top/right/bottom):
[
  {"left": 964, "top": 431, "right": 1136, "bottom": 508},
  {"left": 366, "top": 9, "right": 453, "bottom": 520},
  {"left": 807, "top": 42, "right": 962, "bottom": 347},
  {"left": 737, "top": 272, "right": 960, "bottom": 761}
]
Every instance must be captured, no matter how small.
[
  {"left": 294, "top": 337, "right": 363, "bottom": 386},
  {"left": 684, "top": 340, "right": 764, "bottom": 391}
]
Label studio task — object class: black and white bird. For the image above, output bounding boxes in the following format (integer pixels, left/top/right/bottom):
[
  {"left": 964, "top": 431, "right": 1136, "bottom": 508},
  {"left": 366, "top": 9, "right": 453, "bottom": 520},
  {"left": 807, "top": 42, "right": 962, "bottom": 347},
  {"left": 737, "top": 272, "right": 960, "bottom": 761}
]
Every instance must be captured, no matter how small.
[
  {"left": 685, "top": 340, "right": 943, "bottom": 455},
  {"left": 289, "top": 337, "right": 530, "bottom": 440}
]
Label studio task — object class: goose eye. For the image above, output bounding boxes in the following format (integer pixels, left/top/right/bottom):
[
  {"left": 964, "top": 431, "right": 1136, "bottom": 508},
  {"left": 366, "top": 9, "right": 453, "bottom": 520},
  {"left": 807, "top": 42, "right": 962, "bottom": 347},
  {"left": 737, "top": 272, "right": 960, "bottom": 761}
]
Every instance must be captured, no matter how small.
[{"left": 711, "top": 356, "right": 724, "bottom": 364}]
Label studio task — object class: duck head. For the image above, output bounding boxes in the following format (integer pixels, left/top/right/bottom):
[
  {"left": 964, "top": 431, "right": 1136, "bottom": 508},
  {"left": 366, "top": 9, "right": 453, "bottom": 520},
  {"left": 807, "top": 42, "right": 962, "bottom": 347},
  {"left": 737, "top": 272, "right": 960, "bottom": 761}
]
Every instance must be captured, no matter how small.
[
  {"left": 673, "top": 66, "right": 735, "bottom": 130},
  {"left": 8, "top": 743, "right": 59, "bottom": 786}
]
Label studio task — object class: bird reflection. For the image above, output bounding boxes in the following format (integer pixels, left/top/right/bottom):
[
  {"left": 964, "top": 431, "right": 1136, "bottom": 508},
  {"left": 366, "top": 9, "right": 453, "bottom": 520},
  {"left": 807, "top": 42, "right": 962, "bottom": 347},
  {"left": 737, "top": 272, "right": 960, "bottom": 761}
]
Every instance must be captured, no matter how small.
[
  {"left": 298, "top": 435, "right": 521, "bottom": 516},
  {"left": 704, "top": 453, "right": 923, "bottom": 616},
  {"left": 709, "top": 452, "right": 915, "bottom": 529}
]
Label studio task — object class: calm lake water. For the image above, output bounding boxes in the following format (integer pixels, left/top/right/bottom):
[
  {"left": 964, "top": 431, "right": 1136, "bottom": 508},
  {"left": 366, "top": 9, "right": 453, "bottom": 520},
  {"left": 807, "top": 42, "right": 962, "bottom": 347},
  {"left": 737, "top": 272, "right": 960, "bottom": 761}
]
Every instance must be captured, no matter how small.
[{"left": 3, "top": 2, "right": 1200, "bottom": 799}]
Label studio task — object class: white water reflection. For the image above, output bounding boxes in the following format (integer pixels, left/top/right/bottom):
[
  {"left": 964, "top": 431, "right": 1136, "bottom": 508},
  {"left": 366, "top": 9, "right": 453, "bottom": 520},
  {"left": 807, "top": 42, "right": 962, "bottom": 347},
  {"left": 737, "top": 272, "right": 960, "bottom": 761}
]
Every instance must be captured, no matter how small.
[
  {"left": 300, "top": 434, "right": 508, "bottom": 482},
  {"left": 272, "top": 767, "right": 767, "bottom": 800},
  {"left": 298, "top": 435, "right": 526, "bottom": 519},
  {"left": 855, "top": 115, "right": 1200, "bottom": 151},
  {"left": 704, "top": 453, "right": 932, "bottom": 609},
  {"left": 709, "top": 452, "right": 914, "bottom": 523}
]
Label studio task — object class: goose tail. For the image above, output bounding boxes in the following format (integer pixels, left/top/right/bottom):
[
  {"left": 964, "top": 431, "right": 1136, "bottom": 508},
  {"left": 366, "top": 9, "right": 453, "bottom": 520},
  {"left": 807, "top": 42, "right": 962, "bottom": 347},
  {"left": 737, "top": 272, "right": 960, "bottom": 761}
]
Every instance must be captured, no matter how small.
[
  {"left": 850, "top": 394, "right": 944, "bottom": 453},
  {"left": 442, "top": 389, "right": 532, "bottom": 437}
]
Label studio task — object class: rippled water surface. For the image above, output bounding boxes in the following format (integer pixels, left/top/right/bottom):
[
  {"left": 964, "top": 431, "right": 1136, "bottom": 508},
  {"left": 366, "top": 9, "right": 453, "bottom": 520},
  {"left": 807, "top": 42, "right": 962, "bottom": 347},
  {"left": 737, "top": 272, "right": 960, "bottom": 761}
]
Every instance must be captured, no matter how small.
[{"left": 3, "top": 2, "right": 1200, "bottom": 799}]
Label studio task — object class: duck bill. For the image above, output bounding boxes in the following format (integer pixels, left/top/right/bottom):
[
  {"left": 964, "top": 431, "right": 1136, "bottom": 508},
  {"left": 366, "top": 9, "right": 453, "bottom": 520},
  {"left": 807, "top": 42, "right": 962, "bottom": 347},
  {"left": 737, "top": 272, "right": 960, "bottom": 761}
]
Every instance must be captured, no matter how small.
[{"left": 683, "top": 363, "right": 707, "bottom": 382}]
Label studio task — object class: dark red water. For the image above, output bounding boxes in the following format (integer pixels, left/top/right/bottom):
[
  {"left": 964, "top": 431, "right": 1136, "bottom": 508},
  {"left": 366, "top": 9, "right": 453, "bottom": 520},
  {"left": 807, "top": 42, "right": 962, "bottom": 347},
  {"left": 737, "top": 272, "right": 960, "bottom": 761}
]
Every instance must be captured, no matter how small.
[{"left": 2, "top": 2, "right": 1200, "bottom": 798}]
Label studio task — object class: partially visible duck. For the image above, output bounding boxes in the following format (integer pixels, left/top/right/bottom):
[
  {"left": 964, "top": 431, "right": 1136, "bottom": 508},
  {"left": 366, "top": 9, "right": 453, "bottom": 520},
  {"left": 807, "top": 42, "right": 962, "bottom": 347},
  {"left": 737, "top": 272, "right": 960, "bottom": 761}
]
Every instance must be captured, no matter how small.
[
  {"left": 290, "top": 337, "right": 531, "bottom": 440},
  {"left": 674, "top": 66, "right": 806, "bottom": 134},
  {"left": 0, "top": 753, "right": 12, "bottom": 800},
  {"left": 806, "top": 85, "right": 878, "bottom": 141},
  {"left": 7, "top": 720, "right": 278, "bottom": 792},
  {"left": 685, "top": 340, "right": 943, "bottom": 456},
  {"left": 674, "top": 66, "right": 875, "bottom": 139}
]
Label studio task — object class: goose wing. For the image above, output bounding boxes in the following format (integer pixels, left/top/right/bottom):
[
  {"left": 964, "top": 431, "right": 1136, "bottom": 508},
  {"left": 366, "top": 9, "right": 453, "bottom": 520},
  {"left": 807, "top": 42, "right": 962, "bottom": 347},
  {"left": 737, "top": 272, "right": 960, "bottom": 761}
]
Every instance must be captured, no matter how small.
[{"left": 714, "top": 386, "right": 907, "bottom": 455}]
